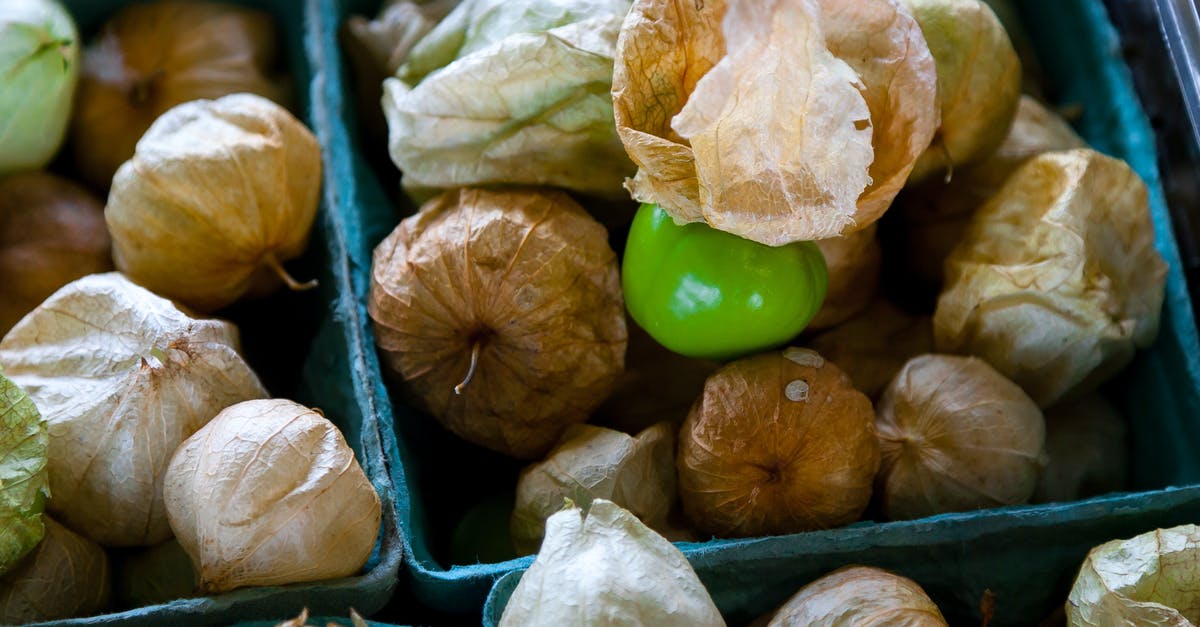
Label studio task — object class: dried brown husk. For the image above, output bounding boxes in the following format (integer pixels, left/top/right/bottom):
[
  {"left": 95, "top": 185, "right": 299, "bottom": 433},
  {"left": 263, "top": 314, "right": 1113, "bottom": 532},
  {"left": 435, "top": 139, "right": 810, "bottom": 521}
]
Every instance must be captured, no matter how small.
[
  {"left": 810, "top": 300, "right": 933, "bottom": 399},
  {"left": 0, "top": 517, "right": 111, "bottom": 623},
  {"left": 511, "top": 422, "right": 676, "bottom": 555},
  {"left": 164, "top": 399, "right": 382, "bottom": 594},
  {"left": 810, "top": 224, "right": 882, "bottom": 330},
  {"left": 905, "top": 0, "right": 1022, "bottom": 183},
  {"left": 369, "top": 188, "right": 626, "bottom": 459},
  {"left": 105, "top": 93, "right": 322, "bottom": 313},
  {"left": 876, "top": 354, "right": 1046, "bottom": 520},
  {"left": 934, "top": 149, "right": 1167, "bottom": 408},
  {"left": 767, "top": 566, "right": 947, "bottom": 626},
  {"left": 1034, "top": 394, "right": 1128, "bottom": 504},
  {"left": 613, "top": 0, "right": 937, "bottom": 245},
  {"left": 71, "top": 0, "right": 288, "bottom": 189},
  {"left": 591, "top": 319, "right": 718, "bottom": 434},
  {"left": 898, "top": 96, "right": 1087, "bottom": 287},
  {"left": 678, "top": 348, "right": 879, "bottom": 538},
  {"left": 0, "top": 172, "right": 111, "bottom": 335},
  {"left": 0, "top": 273, "right": 268, "bottom": 547},
  {"left": 1067, "top": 524, "right": 1200, "bottom": 626}
]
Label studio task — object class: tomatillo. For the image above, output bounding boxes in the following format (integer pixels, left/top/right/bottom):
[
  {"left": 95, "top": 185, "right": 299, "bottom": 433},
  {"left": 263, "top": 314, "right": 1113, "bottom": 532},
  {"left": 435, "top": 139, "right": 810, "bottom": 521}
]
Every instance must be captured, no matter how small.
[{"left": 622, "top": 203, "right": 828, "bottom": 360}]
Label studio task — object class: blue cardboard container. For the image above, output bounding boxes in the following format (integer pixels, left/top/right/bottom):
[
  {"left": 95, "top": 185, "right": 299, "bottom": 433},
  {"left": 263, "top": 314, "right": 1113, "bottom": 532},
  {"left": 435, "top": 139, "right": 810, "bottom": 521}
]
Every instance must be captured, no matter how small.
[
  {"left": 317, "top": 0, "right": 1200, "bottom": 623},
  {"left": 25, "top": 1, "right": 404, "bottom": 624}
]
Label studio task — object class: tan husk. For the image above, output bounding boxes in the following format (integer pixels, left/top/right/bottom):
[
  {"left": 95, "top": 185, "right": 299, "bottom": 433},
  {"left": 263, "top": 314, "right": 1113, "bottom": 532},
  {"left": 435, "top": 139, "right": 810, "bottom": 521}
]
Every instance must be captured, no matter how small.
[
  {"left": 810, "top": 224, "right": 882, "bottom": 330},
  {"left": 368, "top": 188, "right": 626, "bottom": 459},
  {"left": 767, "top": 566, "right": 947, "bottom": 626},
  {"left": 905, "top": 0, "right": 1022, "bottom": 183},
  {"left": 934, "top": 149, "right": 1167, "bottom": 408},
  {"left": 1034, "top": 394, "right": 1128, "bottom": 504},
  {"left": 0, "top": 273, "right": 268, "bottom": 547},
  {"left": 810, "top": 300, "right": 933, "bottom": 399},
  {"left": 0, "top": 172, "right": 112, "bottom": 335},
  {"left": 511, "top": 422, "right": 676, "bottom": 555},
  {"left": 0, "top": 517, "right": 111, "bottom": 623},
  {"left": 899, "top": 96, "right": 1088, "bottom": 287},
  {"left": 163, "top": 399, "right": 382, "bottom": 594},
  {"left": 613, "top": 0, "right": 937, "bottom": 245},
  {"left": 1068, "top": 525, "right": 1200, "bottom": 625},
  {"left": 71, "top": 0, "right": 288, "bottom": 189},
  {"left": 105, "top": 93, "right": 322, "bottom": 313},
  {"left": 876, "top": 354, "right": 1046, "bottom": 520},
  {"left": 678, "top": 348, "right": 879, "bottom": 538}
]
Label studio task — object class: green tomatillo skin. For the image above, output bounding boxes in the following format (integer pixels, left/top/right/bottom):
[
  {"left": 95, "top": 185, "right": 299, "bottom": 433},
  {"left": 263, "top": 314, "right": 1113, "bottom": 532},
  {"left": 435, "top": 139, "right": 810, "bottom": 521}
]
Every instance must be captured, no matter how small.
[{"left": 622, "top": 204, "right": 827, "bottom": 360}]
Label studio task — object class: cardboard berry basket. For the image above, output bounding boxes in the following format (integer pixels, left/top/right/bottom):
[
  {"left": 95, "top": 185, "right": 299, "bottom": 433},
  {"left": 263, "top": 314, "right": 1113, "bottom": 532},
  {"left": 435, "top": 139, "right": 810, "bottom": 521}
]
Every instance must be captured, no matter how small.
[
  {"left": 25, "top": 1, "right": 404, "bottom": 625},
  {"left": 315, "top": 0, "right": 1200, "bottom": 624}
]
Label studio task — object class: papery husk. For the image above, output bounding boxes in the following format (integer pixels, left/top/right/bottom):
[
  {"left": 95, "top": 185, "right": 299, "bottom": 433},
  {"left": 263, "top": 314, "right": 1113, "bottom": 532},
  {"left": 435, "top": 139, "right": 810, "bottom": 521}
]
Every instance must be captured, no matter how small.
[
  {"left": 0, "top": 273, "right": 268, "bottom": 547},
  {"left": 0, "top": 517, "right": 111, "bottom": 623},
  {"left": 767, "top": 566, "right": 947, "bottom": 626},
  {"left": 613, "top": 0, "right": 937, "bottom": 245},
  {"left": 0, "top": 369, "right": 47, "bottom": 576},
  {"left": 163, "top": 399, "right": 381, "bottom": 594},
  {"left": 1034, "top": 394, "right": 1128, "bottom": 504},
  {"left": 105, "top": 93, "right": 322, "bottom": 313},
  {"left": 876, "top": 354, "right": 1045, "bottom": 520},
  {"left": 499, "top": 499, "right": 725, "bottom": 627},
  {"left": 1067, "top": 525, "right": 1200, "bottom": 626},
  {"left": 899, "top": 96, "right": 1087, "bottom": 287},
  {"left": 511, "top": 422, "right": 675, "bottom": 555},
  {"left": 368, "top": 188, "right": 626, "bottom": 459},
  {"left": 934, "top": 149, "right": 1167, "bottom": 408},
  {"left": 0, "top": 172, "right": 112, "bottom": 335},
  {"left": 71, "top": 0, "right": 288, "bottom": 188},
  {"left": 905, "top": 0, "right": 1022, "bottom": 183},
  {"left": 382, "top": 0, "right": 635, "bottom": 199},
  {"left": 809, "top": 300, "right": 933, "bottom": 399},
  {"left": 810, "top": 224, "right": 882, "bottom": 330},
  {"left": 678, "top": 348, "right": 879, "bottom": 538}
]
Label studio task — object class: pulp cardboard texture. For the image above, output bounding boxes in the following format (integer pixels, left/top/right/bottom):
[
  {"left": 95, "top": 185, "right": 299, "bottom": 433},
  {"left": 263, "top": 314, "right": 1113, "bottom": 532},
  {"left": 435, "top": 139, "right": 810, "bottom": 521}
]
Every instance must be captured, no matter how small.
[
  {"left": 29, "top": 1, "right": 404, "bottom": 625},
  {"left": 321, "top": 0, "right": 1200, "bottom": 624}
]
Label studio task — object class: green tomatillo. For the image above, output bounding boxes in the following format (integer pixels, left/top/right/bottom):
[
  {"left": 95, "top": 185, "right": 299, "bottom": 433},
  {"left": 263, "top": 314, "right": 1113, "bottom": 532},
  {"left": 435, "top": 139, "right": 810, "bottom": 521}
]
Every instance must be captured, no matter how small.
[{"left": 622, "top": 203, "right": 827, "bottom": 360}]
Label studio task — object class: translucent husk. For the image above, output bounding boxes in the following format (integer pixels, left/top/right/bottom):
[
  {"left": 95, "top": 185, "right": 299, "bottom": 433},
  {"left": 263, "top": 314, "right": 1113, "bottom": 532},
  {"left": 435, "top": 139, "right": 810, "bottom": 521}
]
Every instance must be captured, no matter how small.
[
  {"left": 934, "top": 149, "right": 1168, "bottom": 408},
  {"left": 810, "top": 224, "right": 882, "bottom": 330},
  {"left": 0, "top": 517, "right": 110, "bottom": 623},
  {"left": 767, "top": 566, "right": 947, "bottom": 626},
  {"left": 368, "top": 188, "right": 626, "bottom": 459},
  {"left": 678, "top": 348, "right": 879, "bottom": 537},
  {"left": 1034, "top": 394, "right": 1128, "bottom": 504},
  {"left": 0, "top": 369, "right": 47, "bottom": 576},
  {"left": 613, "top": 0, "right": 937, "bottom": 244},
  {"left": 0, "top": 272, "right": 267, "bottom": 547},
  {"left": 499, "top": 499, "right": 725, "bottom": 626},
  {"left": 1068, "top": 525, "right": 1200, "bottom": 626},
  {"left": 511, "top": 422, "right": 676, "bottom": 555},
  {"left": 876, "top": 354, "right": 1046, "bottom": 520},
  {"left": 809, "top": 300, "right": 933, "bottom": 399},
  {"left": 163, "top": 399, "right": 381, "bottom": 594},
  {"left": 105, "top": 93, "right": 322, "bottom": 313}
]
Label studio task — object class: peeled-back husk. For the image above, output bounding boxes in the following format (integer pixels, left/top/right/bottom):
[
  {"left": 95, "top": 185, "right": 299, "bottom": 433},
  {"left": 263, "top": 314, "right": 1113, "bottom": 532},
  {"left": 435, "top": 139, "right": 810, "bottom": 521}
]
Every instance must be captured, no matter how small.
[
  {"left": 678, "top": 348, "right": 879, "bottom": 538},
  {"left": 499, "top": 499, "right": 725, "bottom": 627},
  {"left": 511, "top": 422, "right": 676, "bottom": 555},
  {"left": 105, "top": 93, "right": 322, "bottom": 313},
  {"left": 876, "top": 354, "right": 1046, "bottom": 520},
  {"left": 767, "top": 566, "right": 947, "bottom": 626},
  {"left": 368, "top": 188, "right": 626, "bottom": 459},
  {"left": 0, "top": 517, "right": 111, "bottom": 623},
  {"left": 1034, "top": 394, "right": 1128, "bottom": 504},
  {"left": 0, "top": 272, "right": 268, "bottom": 547},
  {"left": 934, "top": 149, "right": 1167, "bottom": 408},
  {"left": 613, "top": 0, "right": 937, "bottom": 245},
  {"left": 810, "top": 224, "right": 882, "bottom": 330},
  {"left": 1068, "top": 525, "right": 1200, "bottom": 626},
  {"left": 164, "top": 399, "right": 382, "bottom": 594},
  {"left": 71, "top": 0, "right": 287, "bottom": 188},
  {"left": 382, "top": 0, "right": 635, "bottom": 199},
  {"left": 809, "top": 300, "right": 933, "bottom": 399}
]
